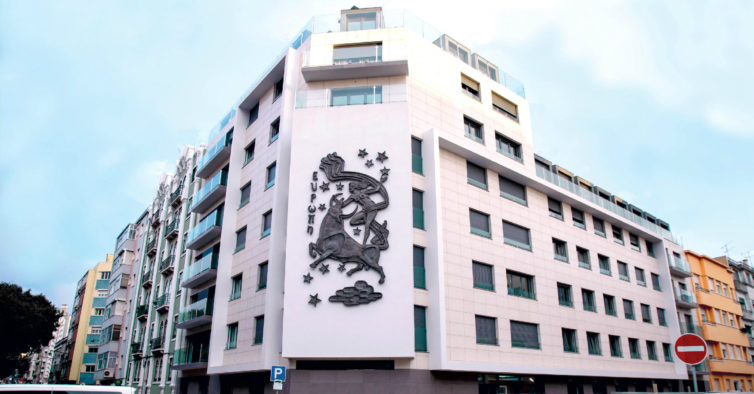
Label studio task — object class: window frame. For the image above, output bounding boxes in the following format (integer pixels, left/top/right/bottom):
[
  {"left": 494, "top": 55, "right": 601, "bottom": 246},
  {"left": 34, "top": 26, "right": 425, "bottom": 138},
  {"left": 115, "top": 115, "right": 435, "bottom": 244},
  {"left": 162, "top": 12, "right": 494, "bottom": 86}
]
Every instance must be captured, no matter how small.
[
  {"left": 253, "top": 315, "right": 264, "bottom": 345},
  {"left": 257, "top": 262, "right": 268, "bottom": 291},
  {"left": 265, "top": 162, "right": 276, "bottom": 189},
  {"left": 261, "top": 210, "right": 272, "bottom": 238},
  {"left": 469, "top": 209, "right": 491, "bottom": 238},
  {"left": 582, "top": 289, "right": 596, "bottom": 312},
  {"left": 510, "top": 320, "right": 541, "bottom": 350},
  {"left": 503, "top": 220, "right": 531, "bottom": 251},
  {"left": 234, "top": 226, "right": 247, "bottom": 253},
  {"left": 557, "top": 282, "right": 573, "bottom": 307},
  {"left": 562, "top": 328, "right": 578, "bottom": 353},
  {"left": 226, "top": 322, "right": 238, "bottom": 350},
  {"left": 473, "top": 261, "right": 495, "bottom": 291},
  {"left": 495, "top": 132, "right": 523, "bottom": 162},
  {"left": 475, "top": 315, "right": 498, "bottom": 345},
  {"left": 239, "top": 182, "right": 251, "bottom": 208},
  {"left": 463, "top": 116, "right": 484, "bottom": 144},
  {"left": 593, "top": 217, "right": 606, "bottom": 237},
  {"left": 229, "top": 274, "right": 242, "bottom": 301},
  {"left": 572, "top": 208, "right": 586, "bottom": 229},
  {"left": 243, "top": 140, "right": 256, "bottom": 166},
  {"left": 498, "top": 174, "right": 527, "bottom": 205},
  {"left": 577, "top": 246, "right": 591, "bottom": 269},
  {"left": 506, "top": 270, "right": 535, "bottom": 300},
  {"left": 466, "top": 161, "right": 488, "bottom": 190},
  {"left": 587, "top": 332, "right": 601, "bottom": 355},
  {"left": 553, "top": 238, "right": 568, "bottom": 262},
  {"left": 598, "top": 254, "right": 611, "bottom": 276},
  {"left": 548, "top": 197, "right": 564, "bottom": 220}
]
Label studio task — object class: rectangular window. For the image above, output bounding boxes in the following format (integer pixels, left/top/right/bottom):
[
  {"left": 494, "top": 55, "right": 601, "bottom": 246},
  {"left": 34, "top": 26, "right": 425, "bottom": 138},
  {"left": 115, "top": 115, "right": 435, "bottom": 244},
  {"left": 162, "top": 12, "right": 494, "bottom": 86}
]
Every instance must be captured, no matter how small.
[
  {"left": 618, "top": 261, "right": 630, "bottom": 281},
  {"left": 598, "top": 254, "right": 611, "bottom": 275},
  {"left": 464, "top": 116, "right": 484, "bottom": 143},
  {"left": 411, "top": 137, "right": 423, "bottom": 175},
  {"left": 333, "top": 43, "right": 382, "bottom": 64},
  {"left": 641, "top": 304, "right": 652, "bottom": 323},
  {"left": 345, "top": 11, "right": 377, "bottom": 31},
  {"left": 612, "top": 225, "right": 624, "bottom": 244},
  {"left": 635, "top": 267, "right": 646, "bottom": 286},
  {"left": 492, "top": 92, "right": 518, "bottom": 122},
  {"left": 495, "top": 133, "right": 522, "bottom": 161},
  {"left": 230, "top": 274, "right": 242, "bottom": 301},
  {"left": 266, "top": 162, "right": 276, "bottom": 189},
  {"left": 663, "top": 343, "right": 673, "bottom": 362},
  {"left": 475, "top": 315, "right": 498, "bottom": 345},
  {"left": 461, "top": 73, "right": 480, "bottom": 100},
  {"left": 274, "top": 79, "right": 283, "bottom": 100},
  {"left": 553, "top": 238, "right": 568, "bottom": 262},
  {"left": 466, "top": 161, "right": 487, "bottom": 189},
  {"left": 503, "top": 221, "right": 531, "bottom": 250},
  {"left": 473, "top": 261, "right": 494, "bottom": 291},
  {"left": 629, "top": 233, "right": 641, "bottom": 251},
  {"left": 651, "top": 273, "right": 661, "bottom": 291},
  {"left": 247, "top": 103, "right": 259, "bottom": 127},
  {"left": 261, "top": 210, "right": 272, "bottom": 238},
  {"left": 572, "top": 208, "right": 585, "bottom": 229},
  {"left": 507, "top": 270, "right": 535, "bottom": 299},
  {"left": 234, "top": 227, "right": 247, "bottom": 252},
  {"left": 562, "top": 328, "right": 578, "bottom": 353},
  {"left": 557, "top": 283, "right": 573, "bottom": 307},
  {"left": 587, "top": 332, "right": 601, "bottom": 355},
  {"left": 593, "top": 217, "right": 606, "bottom": 237},
  {"left": 582, "top": 289, "right": 596, "bottom": 312},
  {"left": 629, "top": 338, "right": 641, "bottom": 359},
  {"left": 254, "top": 315, "right": 264, "bottom": 345},
  {"left": 331, "top": 85, "right": 382, "bottom": 106},
  {"left": 413, "top": 246, "right": 426, "bottom": 289},
  {"left": 623, "top": 299, "right": 635, "bottom": 320},
  {"left": 414, "top": 306, "right": 427, "bottom": 352},
  {"left": 258, "top": 262, "right": 268, "bottom": 290},
  {"left": 239, "top": 182, "right": 251, "bottom": 208},
  {"left": 577, "top": 247, "right": 591, "bottom": 269},
  {"left": 510, "top": 321, "right": 540, "bottom": 349},
  {"left": 609, "top": 335, "right": 622, "bottom": 357},
  {"left": 469, "top": 209, "right": 490, "bottom": 238},
  {"left": 604, "top": 294, "right": 616, "bottom": 316},
  {"left": 269, "top": 118, "right": 280, "bottom": 144},
  {"left": 413, "top": 190, "right": 425, "bottom": 230},
  {"left": 646, "top": 240, "right": 655, "bottom": 257},
  {"left": 657, "top": 308, "right": 667, "bottom": 326},
  {"left": 499, "top": 175, "right": 527, "bottom": 205},
  {"left": 548, "top": 197, "right": 563, "bottom": 220},
  {"left": 226, "top": 323, "right": 238, "bottom": 349}
]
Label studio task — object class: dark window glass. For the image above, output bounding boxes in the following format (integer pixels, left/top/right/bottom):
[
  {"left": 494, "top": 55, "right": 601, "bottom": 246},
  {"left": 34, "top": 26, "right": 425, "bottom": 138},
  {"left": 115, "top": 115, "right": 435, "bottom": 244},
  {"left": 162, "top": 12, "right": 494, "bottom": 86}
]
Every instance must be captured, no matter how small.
[
  {"left": 274, "top": 78, "right": 283, "bottom": 100},
  {"left": 469, "top": 209, "right": 491, "bottom": 238},
  {"left": 413, "top": 246, "right": 425, "bottom": 289},
  {"left": 572, "top": 208, "right": 585, "bottom": 228},
  {"left": 266, "top": 162, "right": 276, "bottom": 188},
  {"left": 593, "top": 217, "right": 606, "bottom": 236},
  {"left": 503, "top": 221, "right": 531, "bottom": 250},
  {"left": 612, "top": 225, "right": 624, "bottom": 244},
  {"left": 646, "top": 240, "right": 655, "bottom": 257},
  {"left": 609, "top": 335, "right": 622, "bottom": 357},
  {"left": 269, "top": 118, "right": 280, "bottom": 143},
  {"left": 651, "top": 273, "right": 661, "bottom": 291},
  {"left": 254, "top": 315, "right": 264, "bottom": 344},
  {"left": 244, "top": 140, "right": 255, "bottom": 165},
  {"left": 230, "top": 274, "right": 242, "bottom": 300},
  {"left": 630, "top": 233, "right": 641, "bottom": 250},
  {"left": 562, "top": 328, "right": 578, "bottom": 352},
  {"left": 499, "top": 175, "right": 527, "bottom": 205},
  {"left": 557, "top": 283, "right": 573, "bottom": 307},
  {"left": 623, "top": 299, "right": 635, "bottom": 320},
  {"left": 467, "top": 161, "right": 487, "bottom": 189},
  {"left": 635, "top": 267, "right": 646, "bottom": 286},
  {"left": 510, "top": 321, "right": 540, "bottom": 349},
  {"left": 331, "top": 86, "right": 382, "bottom": 106},
  {"left": 495, "top": 133, "right": 522, "bottom": 160},
  {"left": 234, "top": 227, "right": 246, "bottom": 252},
  {"left": 553, "top": 238, "right": 568, "bottom": 262},
  {"left": 464, "top": 117, "right": 484, "bottom": 143},
  {"left": 413, "top": 190, "right": 425, "bottom": 229},
  {"left": 262, "top": 210, "right": 272, "bottom": 237},
  {"left": 473, "top": 261, "right": 494, "bottom": 291},
  {"left": 618, "top": 261, "right": 629, "bottom": 281},
  {"left": 414, "top": 306, "right": 427, "bottom": 352},
  {"left": 657, "top": 308, "right": 667, "bottom": 326},
  {"left": 582, "top": 289, "right": 596, "bottom": 312},
  {"left": 577, "top": 247, "right": 590, "bottom": 269},
  {"left": 662, "top": 343, "right": 673, "bottom": 362},
  {"left": 475, "top": 315, "right": 497, "bottom": 345},
  {"left": 641, "top": 304, "right": 652, "bottom": 323},
  {"left": 603, "top": 294, "right": 616, "bottom": 316},
  {"left": 258, "top": 262, "right": 268, "bottom": 290},
  {"left": 599, "top": 254, "right": 611, "bottom": 275},
  {"left": 507, "top": 270, "right": 535, "bottom": 299},
  {"left": 240, "top": 182, "right": 251, "bottom": 207},
  {"left": 411, "top": 137, "right": 423, "bottom": 175},
  {"left": 548, "top": 197, "right": 563, "bottom": 219},
  {"left": 587, "top": 332, "right": 601, "bottom": 355},
  {"left": 629, "top": 338, "right": 640, "bottom": 359},
  {"left": 247, "top": 103, "right": 259, "bottom": 126}
]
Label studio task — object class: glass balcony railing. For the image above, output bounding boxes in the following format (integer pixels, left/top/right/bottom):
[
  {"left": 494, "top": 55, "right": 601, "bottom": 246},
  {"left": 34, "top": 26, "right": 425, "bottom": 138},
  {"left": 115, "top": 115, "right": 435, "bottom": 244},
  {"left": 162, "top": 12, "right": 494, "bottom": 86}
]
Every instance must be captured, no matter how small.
[
  {"left": 196, "top": 133, "right": 232, "bottom": 174},
  {"left": 674, "top": 287, "right": 697, "bottom": 304},
  {"left": 191, "top": 170, "right": 227, "bottom": 210},
  {"left": 183, "top": 251, "right": 219, "bottom": 284},
  {"left": 174, "top": 343, "right": 209, "bottom": 366},
  {"left": 178, "top": 298, "right": 213, "bottom": 324},
  {"left": 206, "top": 108, "right": 236, "bottom": 145},
  {"left": 681, "top": 324, "right": 701, "bottom": 334},
  {"left": 669, "top": 256, "right": 691, "bottom": 273},
  {"left": 187, "top": 209, "right": 223, "bottom": 246}
]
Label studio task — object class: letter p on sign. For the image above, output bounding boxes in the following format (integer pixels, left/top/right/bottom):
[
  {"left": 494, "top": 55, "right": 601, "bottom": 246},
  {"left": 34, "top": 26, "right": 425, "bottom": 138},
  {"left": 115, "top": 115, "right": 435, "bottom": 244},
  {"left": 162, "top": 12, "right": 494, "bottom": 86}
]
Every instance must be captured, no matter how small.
[{"left": 271, "top": 366, "right": 286, "bottom": 382}]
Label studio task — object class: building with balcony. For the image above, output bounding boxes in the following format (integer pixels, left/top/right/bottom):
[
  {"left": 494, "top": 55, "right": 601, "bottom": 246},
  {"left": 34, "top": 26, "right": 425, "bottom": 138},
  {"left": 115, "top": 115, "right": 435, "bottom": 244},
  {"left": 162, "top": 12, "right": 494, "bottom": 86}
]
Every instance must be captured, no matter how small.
[
  {"left": 26, "top": 304, "right": 71, "bottom": 384},
  {"left": 687, "top": 250, "right": 754, "bottom": 391}
]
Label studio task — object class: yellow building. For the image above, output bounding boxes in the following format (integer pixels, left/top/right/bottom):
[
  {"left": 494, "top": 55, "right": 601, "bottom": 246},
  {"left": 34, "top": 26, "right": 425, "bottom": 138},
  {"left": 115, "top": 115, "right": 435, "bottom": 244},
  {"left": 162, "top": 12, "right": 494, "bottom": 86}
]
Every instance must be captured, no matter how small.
[
  {"left": 687, "top": 250, "right": 754, "bottom": 391},
  {"left": 64, "top": 254, "right": 112, "bottom": 384}
]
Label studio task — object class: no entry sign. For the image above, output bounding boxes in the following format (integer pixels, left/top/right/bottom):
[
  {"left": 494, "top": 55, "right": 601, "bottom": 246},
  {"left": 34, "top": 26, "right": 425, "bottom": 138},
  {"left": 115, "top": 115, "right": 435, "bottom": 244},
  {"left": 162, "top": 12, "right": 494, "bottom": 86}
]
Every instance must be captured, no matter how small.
[{"left": 674, "top": 334, "right": 708, "bottom": 365}]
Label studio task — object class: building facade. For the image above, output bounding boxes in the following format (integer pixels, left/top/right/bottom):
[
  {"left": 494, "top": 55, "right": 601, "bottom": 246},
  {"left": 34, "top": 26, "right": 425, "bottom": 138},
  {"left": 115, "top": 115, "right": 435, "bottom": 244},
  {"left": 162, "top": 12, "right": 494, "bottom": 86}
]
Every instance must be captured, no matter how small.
[
  {"left": 687, "top": 250, "right": 754, "bottom": 391},
  {"left": 728, "top": 257, "right": 754, "bottom": 364},
  {"left": 28, "top": 304, "right": 71, "bottom": 383}
]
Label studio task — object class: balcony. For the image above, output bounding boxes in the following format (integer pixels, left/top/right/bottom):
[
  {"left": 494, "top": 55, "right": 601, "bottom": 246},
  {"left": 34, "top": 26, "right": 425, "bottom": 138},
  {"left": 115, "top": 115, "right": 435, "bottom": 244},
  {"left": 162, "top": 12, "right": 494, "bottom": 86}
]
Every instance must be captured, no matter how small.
[
  {"left": 182, "top": 251, "right": 218, "bottom": 289},
  {"left": 681, "top": 324, "right": 701, "bottom": 335},
  {"left": 169, "top": 185, "right": 183, "bottom": 207},
  {"left": 135, "top": 304, "right": 148, "bottom": 321},
  {"left": 164, "top": 219, "right": 179, "bottom": 240},
  {"left": 743, "top": 308, "right": 754, "bottom": 322},
  {"left": 150, "top": 210, "right": 161, "bottom": 228},
  {"left": 159, "top": 255, "right": 174, "bottom": 275},
  {"left": 150, "top": 336, "right": 165, "bottom": 353},
  {"left": 130, "top": 341, "right": 143, "bottom": 356},
  {"left": 155, "top": 293, "right": 170, "bottom": 313},
  {"left": 709, "top": 358, "right": 754, "bottom": 375},
  {"left": 176, "top": 298, "right": 213, "bottom": 329},
  {"left": 196, "top": 133, "right": 232, "bottom": 179},
  {"left": 146, "top": 239, "right": 157, "bottom": 257},
  {"left": 141, "top": 270, "right": 153, "bottom": 288},
  {"left": 172, "top": 344, "right": 209, "bottom": 371},
  {"left": 668, "top": 256, "right": 693, "bottom": 278},
  {"left": 190, "top": 170, "right": 227, "bottom": 214},
  {"left": 674, "top": 287, "right": 697, "bottom": 309},
  {"left": 185, "top": 209, "right": 222, "bottom": 250},
  {"left": 301, "top": 44, "right": 408, "bottom": 82}
]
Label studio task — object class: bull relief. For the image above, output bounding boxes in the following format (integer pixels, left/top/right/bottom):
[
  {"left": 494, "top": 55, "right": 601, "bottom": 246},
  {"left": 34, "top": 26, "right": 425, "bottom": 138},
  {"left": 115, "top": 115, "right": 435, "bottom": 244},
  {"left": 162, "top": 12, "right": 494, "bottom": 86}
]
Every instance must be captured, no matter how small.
[{"left": 305, "top": 151, "right": 390, "bottom": 307}]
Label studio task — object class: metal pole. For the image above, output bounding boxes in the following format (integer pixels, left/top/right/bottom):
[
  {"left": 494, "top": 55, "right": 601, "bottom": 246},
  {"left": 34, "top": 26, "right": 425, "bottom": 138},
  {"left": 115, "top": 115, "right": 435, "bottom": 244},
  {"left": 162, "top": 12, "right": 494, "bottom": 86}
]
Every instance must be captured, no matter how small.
[{"left": 691, "top": 366, "right": 698, "bottom": 393}]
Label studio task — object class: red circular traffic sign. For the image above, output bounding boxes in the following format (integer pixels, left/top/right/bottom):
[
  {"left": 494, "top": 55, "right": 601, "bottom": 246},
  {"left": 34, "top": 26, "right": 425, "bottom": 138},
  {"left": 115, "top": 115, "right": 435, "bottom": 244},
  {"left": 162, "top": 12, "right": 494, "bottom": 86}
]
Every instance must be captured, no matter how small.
[{"left": 674, "top": 334, "right": 708, "bottom": 365}]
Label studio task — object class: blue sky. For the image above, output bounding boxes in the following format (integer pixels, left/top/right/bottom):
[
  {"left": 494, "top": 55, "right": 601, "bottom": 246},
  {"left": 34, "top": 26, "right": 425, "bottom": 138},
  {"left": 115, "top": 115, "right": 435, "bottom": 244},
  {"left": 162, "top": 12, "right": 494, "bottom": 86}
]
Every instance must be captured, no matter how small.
[{"left": 1, "top": 0, "right": 753, "bottom": 306}]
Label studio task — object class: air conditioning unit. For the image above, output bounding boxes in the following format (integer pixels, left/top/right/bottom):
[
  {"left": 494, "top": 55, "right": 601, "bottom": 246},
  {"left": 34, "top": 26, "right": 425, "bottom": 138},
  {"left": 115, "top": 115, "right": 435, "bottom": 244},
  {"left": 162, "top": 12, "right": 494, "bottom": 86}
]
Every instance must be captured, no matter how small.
[{"left": 104, "top": 371, "right": 111, "bottom": 377}]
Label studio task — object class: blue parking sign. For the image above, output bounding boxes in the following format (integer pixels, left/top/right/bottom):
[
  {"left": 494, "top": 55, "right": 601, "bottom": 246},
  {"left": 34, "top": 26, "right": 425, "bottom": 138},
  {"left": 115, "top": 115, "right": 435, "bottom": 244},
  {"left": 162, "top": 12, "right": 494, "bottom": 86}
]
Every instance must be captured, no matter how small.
[{"left": 271, "top": 366, "right": 286, "bottom": 382}]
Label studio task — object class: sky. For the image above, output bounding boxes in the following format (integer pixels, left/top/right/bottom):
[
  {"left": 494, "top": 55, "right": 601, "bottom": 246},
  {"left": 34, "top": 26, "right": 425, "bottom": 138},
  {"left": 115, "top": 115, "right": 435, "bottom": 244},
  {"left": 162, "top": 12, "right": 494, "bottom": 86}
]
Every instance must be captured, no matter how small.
[{"left": 1, "top": 0, "right": 753, "bottom": 307}]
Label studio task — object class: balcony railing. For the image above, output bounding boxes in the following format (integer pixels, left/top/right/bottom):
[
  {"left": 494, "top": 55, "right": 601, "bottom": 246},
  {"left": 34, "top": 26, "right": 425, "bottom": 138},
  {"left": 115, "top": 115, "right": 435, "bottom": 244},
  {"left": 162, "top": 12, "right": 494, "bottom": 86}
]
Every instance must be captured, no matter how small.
[
  {"left": 169, "top": 184, "right": 183, "bottom": 207},
  {"left": 141, "top": 270, "right": 153, "bottom": 287},
  {"left": 182, "top": 250, "right": 219, "bottom": 288},
  {"left": 186, "top": 209, "right": 223, "bottom": 250},
  {"left": 681, "top": 324, "right": 701, "bottom": 334},
  {"left": 190, "top": 169, "right": 227, "bottom": 213},
  {"left": 196, "top": 133, "right": 232, "bottom": 179},
  {"left": 668, "top": 255, "right": 692, "bottom": 275},
  {"left": 159, "top": 255, "right": 174, "bottom": 274},
  {"left": 150, "top": 210, "right": 161, "bottom": 228},
  {"left": 674, "top": 287, "right": 697, "bottom": 307},
  {"left": 150, "top": 336, "right": 165, "bottom": 353},
  {"left": 164, "top": 219, "right": 179, "bottom": 240},
  {"left": 146, "top": 239, "right": 157, "bottom": 256},
  {"left": 176, "top": 298, "right": 213, "bottom": 329},
  {"left": 130, "top": 341, "right": 143, "bottom": 355},
  {"left": 154, "top": 293, "right": 170, "bottom": 312},
  {"left": 173, "top": 343, "right": 209, "bottom": 370}
]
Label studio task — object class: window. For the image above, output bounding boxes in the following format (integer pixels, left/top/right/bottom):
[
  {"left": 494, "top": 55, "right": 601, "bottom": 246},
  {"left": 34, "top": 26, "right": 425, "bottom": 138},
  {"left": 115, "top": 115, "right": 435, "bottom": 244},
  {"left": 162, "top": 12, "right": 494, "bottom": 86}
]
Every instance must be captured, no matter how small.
[
  {"left": 464, "top": 116, "right": 484, "bottom": 143},
  {"left": 254, "top": 315, "right": 264, "bottom": 344},
  {"left": 503, "top": 221, "right": 531, "bottom": 250},
  {"left": 234, "top": 227, "right": 247, "bottom": 252},
  {"left": 623, "top": 299, "right": 635, "bottom": 320},
  {"left": 414, "top": 306, "right": 427, "bottom": 352},
  {"left": 582, "top": 289, "right": 596, "bottom": 312},
  {"left": 269, "top": 117, "right": 280, "bottom": 144},
  {"left": 572, "top": 208, "right": 585, "bottom": 229},
  {"left": 604, "top": 294, "right": 616, "bottom": 316},
  {"left": 629, "top": 338, "right": 641, "bottom": 359},
  {"left": 344, "top": 11, "right": 377, "bottom": 31},
  {"left": 413, "top": 190, "right": 425, "bottom": 230},
  {"left": 510, "top": 321, "right": 540, "bottom": 349},
  {"left": 593, "top": 217, "right": 606, "bottom": 237},
  {"left": 411, "top": 137, "right": 423, "bottom": 175},
  {"left": 331, "top": 86, "right": 382, "bottom": 106},
  {"left": 230, "top": 274, "right": 242, "bottom": 301},
  {"left": 577, "top": 247, "right": 591, "bottom": 269},
  {"left": 495, "top": 133, "right": 522, "bottom": 161},
  {"left": 657, "top": 308, "right": 667, "bottom": 326},
  {"left": 469, "top": 209, "right": 490, "bottom": 238},
  {"left": 461, "top": 74, "right": 480, "bottom": 100},
  {"left": 467, "top": 161, "right": 487, "bottom": 189},
  {"left": 265, "top": 162, "right": 276, "bottom": 189},
  {"left": 557, "top": 283, "right": 573, "bottom": 307},
  {"left": 247, "top": 103, "right": 258, "bottom": 127},
  {"left": 413, "top": 246, "right": 426, "bottom": 289},
  {"left": 562, "top": 328, "right": 578, "bottom": 353},
  {"left": 618, "top": 261, "right": 630, "bottom": 281},
  {"left": 641, "top": 304, "right": 652, "bottom": 323},
  {"left": 548, "top": 197, "right": 563, "bottom": 220},
  {"left": 635, "top": 267, "right": 646, "bottom": 286},
  {"left": 226, "top": 323, "right": 238, "bottom": 349},
  {"left": 244, "top": 140, "right": 255, "bottom": 165},
  {"left": 492, "top": 92, "right": 518, "bottom": 122},
  {"left": 629, "top": 233, "right": 641, "bottom": 251},
  {"left": 553, "top": 238, "right": 568, "bottom": 262},
  {"left": 612, "top": 225, "right": 624, "bottom": 244},
  {"left": 258, "top": 262, "right": 268, "bottom": 290},
  {"left": 274, "top": 78, "right": 283, "bottom": 101},
  {"left": 261, "top": 210, "right": 272, "bottom": 238},
  {"left": 651, "top": 273, "right": 661, "bottom": 291},
  {"left": 101, "top": 272, "right": 111, "bottom": 280},
  {"left": 499, "top": 175, "right": 527, "bottom": 205},
  {"left": 239, "top": 182, "right": 251, "bottom": 208},
  {"left": 646, "top": 240, "right": 655, "bottom": 257},
  {"left": 609, "top": 335, "right": 622, "bottom": 357},
  {"left": 663, "top": 343, "right": 673, "bottom": 362},
  {"left": 598, "top": 254, "right": 611, "bottom": 275},
  {"left": 587, "top": 332, "right": 601, "bottom": 355},
  {"left": 475, "top": 315, "right": 497, "bottom": 345},
  {"left": 333, "top": 43, "right": 382, "bottom": 64},
  {"left": 473, "top": 261, "right": 494, "bottom": 291},
  {"left": 507, "top": 270, "right": 535, "bottom": 299}
]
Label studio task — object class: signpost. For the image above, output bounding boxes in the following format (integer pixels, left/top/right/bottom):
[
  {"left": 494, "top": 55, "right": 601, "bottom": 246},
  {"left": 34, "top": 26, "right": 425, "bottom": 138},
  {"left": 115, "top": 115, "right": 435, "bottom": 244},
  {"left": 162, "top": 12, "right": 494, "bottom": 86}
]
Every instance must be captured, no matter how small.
[
  {"left": 674, "top": 334, "right": 708, "bottom": 393},
  {"left": 271, "top": 366, "right": 286, "bottom": 391}
]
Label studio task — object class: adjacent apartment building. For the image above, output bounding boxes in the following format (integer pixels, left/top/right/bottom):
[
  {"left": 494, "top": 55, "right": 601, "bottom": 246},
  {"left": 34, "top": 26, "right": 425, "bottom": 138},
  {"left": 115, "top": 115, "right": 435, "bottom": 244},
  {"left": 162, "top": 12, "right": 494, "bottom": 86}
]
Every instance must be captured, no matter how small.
[
  {"left": 687, "top": 250, "right": 754, "bottom": 391},
  {"left": 105, "top": 6, "right": 703, "bottom": 394},
  {"left": 26, "top": 304, "right": 70, "bottom": 383},
  {"left": 728, "top": 257, "right": 754, "bottom": 362}
]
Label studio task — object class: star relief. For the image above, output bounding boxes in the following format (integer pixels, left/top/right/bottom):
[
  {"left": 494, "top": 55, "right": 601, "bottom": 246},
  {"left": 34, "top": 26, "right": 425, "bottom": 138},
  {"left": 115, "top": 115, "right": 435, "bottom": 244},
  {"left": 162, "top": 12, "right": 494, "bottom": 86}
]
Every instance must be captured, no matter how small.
[
  {"left": 338, "top": 263, "right": 346, "bottom": 273},
  {"left": 319, "top": 263, "right": 330, "bottom": 274},
  {"left": 309, "top": 293, "right": 321, "bottom": 307},
  {"left": 319, "top": 182, "right": 330, "bottom": 192},
  {"left": 376, "top": 151, "right": 388, "bottom": 163},
  {"left": 365, "top": 159, "right": 374, "bottom": 168},
  {"left": 353, "top": 227, "right": 361, "bottom": 236},
  {"left": 303, "top": 273, "right": 313, "bottom": 283},
  {"left": 318, "top": 203, "right": 326, "bottom": 211},
  {"left": 358, "top": 148, "right": 368, "bottom": 158},
  {"left": 336, "top": 182, "right": 344, "bottom": 191}
]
